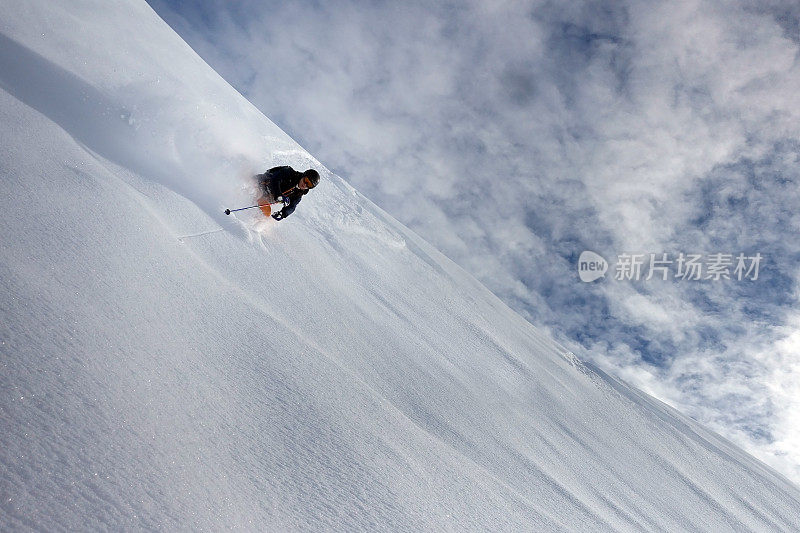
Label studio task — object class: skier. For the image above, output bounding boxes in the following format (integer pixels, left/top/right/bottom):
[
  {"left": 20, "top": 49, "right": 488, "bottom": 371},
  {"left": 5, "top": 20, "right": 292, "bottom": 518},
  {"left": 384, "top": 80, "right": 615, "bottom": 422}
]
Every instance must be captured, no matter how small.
[{"left": 256, "top": 166, "right": 320, "bottom": 220}]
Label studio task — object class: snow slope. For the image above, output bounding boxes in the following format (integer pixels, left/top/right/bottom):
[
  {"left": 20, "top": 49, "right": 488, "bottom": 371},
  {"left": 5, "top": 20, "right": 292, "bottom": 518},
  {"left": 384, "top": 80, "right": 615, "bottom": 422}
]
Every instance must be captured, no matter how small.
[{"left": 1, "top": 1, "right": 799, "bottom": 530}]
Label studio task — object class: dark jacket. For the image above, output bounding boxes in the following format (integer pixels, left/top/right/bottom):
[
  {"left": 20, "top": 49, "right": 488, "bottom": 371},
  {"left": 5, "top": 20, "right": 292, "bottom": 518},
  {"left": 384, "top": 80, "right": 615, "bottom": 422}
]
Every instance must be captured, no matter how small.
[{"left": 257, "top": 166, "right": 308, "bottom": 220}]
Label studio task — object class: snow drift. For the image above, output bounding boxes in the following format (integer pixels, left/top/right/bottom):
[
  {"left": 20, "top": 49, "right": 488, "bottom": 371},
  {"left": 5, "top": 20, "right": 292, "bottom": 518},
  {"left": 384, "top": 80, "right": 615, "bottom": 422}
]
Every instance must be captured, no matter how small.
[{"left": 1, "top": 0, "right": 799, "bottom": 530}]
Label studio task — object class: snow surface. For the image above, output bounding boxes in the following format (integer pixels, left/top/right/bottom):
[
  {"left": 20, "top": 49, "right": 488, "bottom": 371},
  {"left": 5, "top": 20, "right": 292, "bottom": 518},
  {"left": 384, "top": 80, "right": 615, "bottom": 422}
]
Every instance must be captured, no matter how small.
[{"left": 1, "top": 1, "right": 799, "bottom": 530}]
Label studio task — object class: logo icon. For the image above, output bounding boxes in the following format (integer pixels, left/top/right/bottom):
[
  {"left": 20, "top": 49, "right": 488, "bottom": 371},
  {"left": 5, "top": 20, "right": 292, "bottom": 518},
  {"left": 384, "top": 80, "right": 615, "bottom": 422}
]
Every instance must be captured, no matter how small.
[{"left": 578, "top": 251, "right": 608, "bottom": 282}]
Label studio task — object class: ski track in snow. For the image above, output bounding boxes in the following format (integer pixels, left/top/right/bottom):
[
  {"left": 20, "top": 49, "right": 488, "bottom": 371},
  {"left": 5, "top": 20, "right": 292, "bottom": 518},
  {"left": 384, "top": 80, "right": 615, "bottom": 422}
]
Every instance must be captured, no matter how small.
[{"left": 1, "top": 0, "right": 800, "bottom": 531}]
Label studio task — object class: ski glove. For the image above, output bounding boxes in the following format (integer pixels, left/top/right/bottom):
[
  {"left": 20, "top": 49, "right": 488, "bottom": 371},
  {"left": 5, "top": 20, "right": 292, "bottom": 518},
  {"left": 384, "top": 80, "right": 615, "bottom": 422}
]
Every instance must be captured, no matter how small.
[{"left": 272, "top": 212, "right": 284, "bottom": 221}]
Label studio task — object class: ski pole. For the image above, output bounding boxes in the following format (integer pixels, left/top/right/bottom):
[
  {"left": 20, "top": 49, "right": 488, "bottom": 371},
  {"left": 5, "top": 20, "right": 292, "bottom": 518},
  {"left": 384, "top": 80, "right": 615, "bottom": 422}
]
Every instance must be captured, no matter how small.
[
  {"left": 224, "top": 204, "right": 269, "bottom": 215},
  {"left": 224, "top": 196, "right": 290, "bottom": 215}
]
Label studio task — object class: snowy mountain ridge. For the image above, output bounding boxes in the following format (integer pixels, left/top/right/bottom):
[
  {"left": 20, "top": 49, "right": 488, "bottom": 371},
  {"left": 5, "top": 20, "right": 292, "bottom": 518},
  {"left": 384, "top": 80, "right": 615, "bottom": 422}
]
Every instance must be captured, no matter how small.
[{"left": 1, "top": 0, "right": 799, "bottom": 530}]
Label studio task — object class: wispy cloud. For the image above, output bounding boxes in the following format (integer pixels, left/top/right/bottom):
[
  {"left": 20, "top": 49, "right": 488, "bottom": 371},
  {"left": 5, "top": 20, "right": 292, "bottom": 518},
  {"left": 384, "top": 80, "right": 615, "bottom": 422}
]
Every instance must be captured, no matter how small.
[{"left": 148, "top": 0, "right": 800, "bottom": 482}]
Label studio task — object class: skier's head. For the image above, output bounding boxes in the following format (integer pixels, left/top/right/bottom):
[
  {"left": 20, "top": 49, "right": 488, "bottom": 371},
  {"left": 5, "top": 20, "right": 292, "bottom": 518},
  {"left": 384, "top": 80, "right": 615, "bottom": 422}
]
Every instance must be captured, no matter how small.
[{"left": 299, "top": 169, "right": 320, "bottom": 190}]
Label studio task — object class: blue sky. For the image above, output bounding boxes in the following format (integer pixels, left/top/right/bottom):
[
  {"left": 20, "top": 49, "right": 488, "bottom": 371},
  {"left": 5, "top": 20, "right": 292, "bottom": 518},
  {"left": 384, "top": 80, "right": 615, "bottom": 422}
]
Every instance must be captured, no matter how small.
[{"left": 147, "top": 0, "right": 800, "bottom": 482}]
